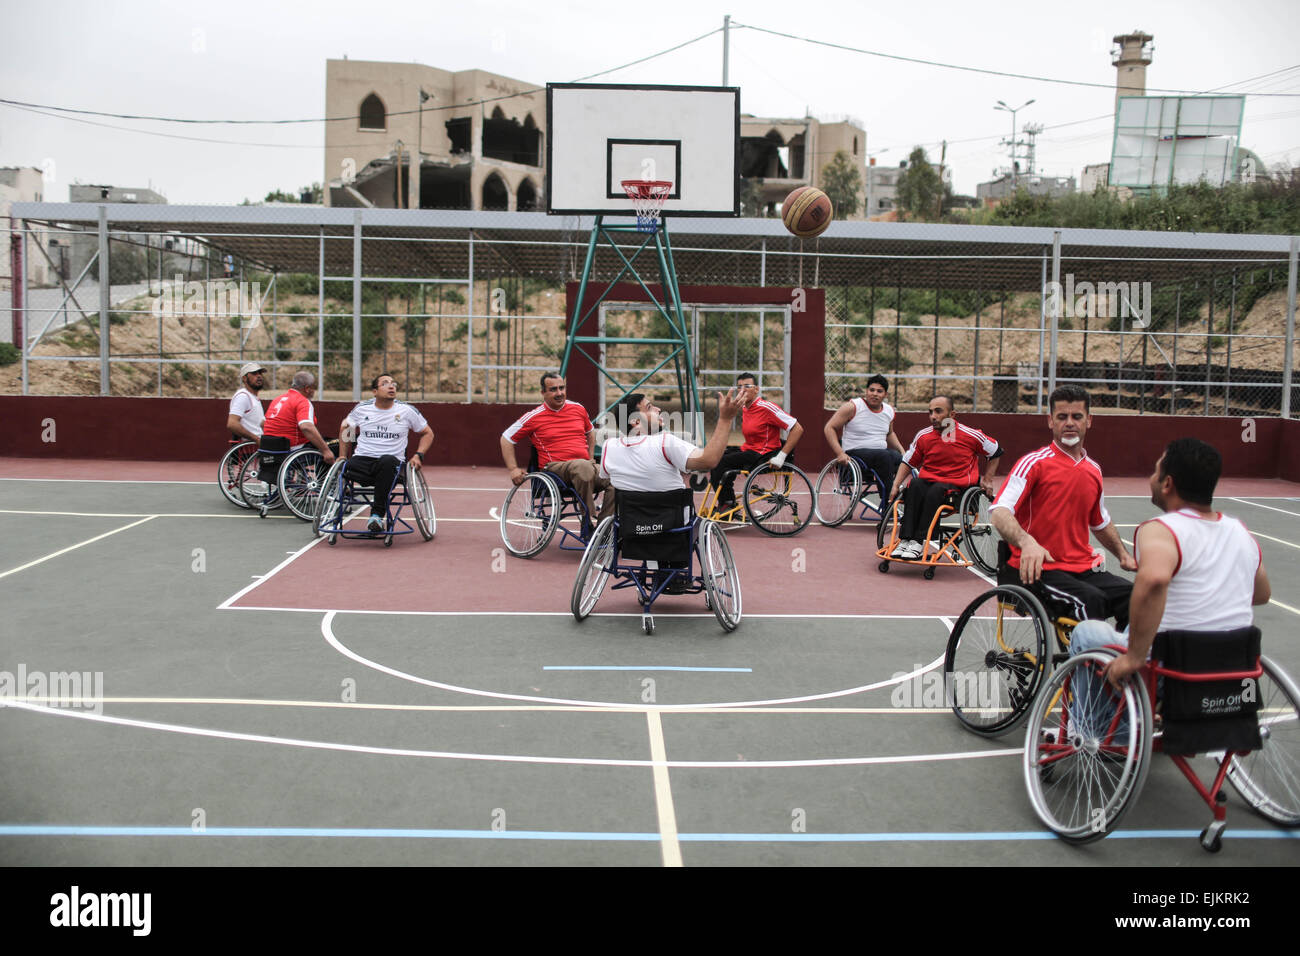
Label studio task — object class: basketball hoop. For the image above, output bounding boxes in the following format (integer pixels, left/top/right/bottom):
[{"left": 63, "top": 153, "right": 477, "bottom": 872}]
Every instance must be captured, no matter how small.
[{"left": 621, "top": 180, "right": 672, "bottom": 233}]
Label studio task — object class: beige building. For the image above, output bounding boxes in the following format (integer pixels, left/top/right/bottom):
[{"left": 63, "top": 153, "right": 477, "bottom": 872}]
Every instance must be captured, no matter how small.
[
  {"left": 740, "top": 115, "right": 869, "bottom": 220},
  {"left": 325, "top": 59, "right": 544, "bottom": 211},
  {"left": 1, "top": 167, "right": 51, "bottom": 289}
]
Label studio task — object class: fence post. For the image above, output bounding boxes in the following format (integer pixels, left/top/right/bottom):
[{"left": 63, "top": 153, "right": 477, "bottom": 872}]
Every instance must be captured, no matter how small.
[
  {"left": 99, "top": 206, "right": 110, "bottom": 396},
  {"left": 1037, "top": 249, "right": 1046, "bottom": 412},
  {"left": 318, "top": 227, "right": 325, "bottom": 394},
  {"left": 467, "top": 229, "right": 475, "bottom": 403},
  {"left": 1048, "top": 230, "right": 1061, "bottom": 397},
  {"left": 352, "top": 210, "right": 362, "bottom": 401},
  {"left": 1283, "top": 235, "right": 1298, "bottom": 419}
]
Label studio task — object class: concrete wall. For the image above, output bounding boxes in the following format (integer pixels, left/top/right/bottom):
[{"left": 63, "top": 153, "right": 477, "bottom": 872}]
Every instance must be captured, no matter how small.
[{"left": 1, "top": 396, "right": 1295, "bottom": 479}]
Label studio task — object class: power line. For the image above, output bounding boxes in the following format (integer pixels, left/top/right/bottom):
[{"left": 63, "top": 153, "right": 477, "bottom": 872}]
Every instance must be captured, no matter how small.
[{"left": 732, "top": 22, "right": 1300, "bottom": 98}]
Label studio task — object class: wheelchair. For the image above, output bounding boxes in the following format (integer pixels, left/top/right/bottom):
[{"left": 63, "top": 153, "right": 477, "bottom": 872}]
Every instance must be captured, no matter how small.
[
  {"left": 219, "top": 438, "right": 257, "bottom": 509},
  {"left": 499, "top": 452, "right": 600, "bottom": 558},
  {"left": 813, "top": 456, "right": 888, "bottom": 527},
  {"left": 235, "top": 443, "right": 333, "bottom": 520},
  {"left": 312, "top": 457, "right": 435, "bottom": 546},
  {"left": 1021, "top": 627, "right": 1300, "bottom": 851},
  {"left": 944, "top": 569, "right": 1080, "bottom": 737},
  {"left": 695, "top": 458, "right": 814, "bottom": 537},
  {"left": 875, "top": 481, "right": 998, "bottom": 579},
  {"left": 571, "top": 488, "right": 741, "bottom": 634}
]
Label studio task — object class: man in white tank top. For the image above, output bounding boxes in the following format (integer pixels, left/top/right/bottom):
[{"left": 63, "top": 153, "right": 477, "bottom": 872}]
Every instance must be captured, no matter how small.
[
  {"left": 1069, "top": 438, "right": 1271, "bottom": 690},
  {"left": 823, "top": 374, "right": 904, "bottom": 484}
]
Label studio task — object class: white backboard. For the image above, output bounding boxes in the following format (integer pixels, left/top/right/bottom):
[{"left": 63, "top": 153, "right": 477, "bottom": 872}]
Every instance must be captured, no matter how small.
[{"left": 547, "top": 83, "right": 740, "bottom": 217}]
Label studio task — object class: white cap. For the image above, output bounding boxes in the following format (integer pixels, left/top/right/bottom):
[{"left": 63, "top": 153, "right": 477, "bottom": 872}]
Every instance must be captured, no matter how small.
[{"left": 239, "top": 362, "right": 267, "bottom": 377}]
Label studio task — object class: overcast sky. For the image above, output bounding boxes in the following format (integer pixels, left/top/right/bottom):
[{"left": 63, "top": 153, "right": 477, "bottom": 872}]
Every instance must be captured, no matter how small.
[{"left": 2, "top": 0, "right": 1297, "bottom": 204}]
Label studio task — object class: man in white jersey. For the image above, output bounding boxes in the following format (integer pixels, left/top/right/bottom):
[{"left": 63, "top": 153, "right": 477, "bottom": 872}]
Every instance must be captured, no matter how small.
[
  {"left": 226, "top": 362, "right": 266, "bottom": 441},
  {"left": 601, "top": 388, "right": 744, "bottom": 592},
  {"left": 339, "top": 372, "right": 434, "bottom": 533},
  {"left": 823, "top": 374, "right": 905, "bottom": 484},
  {"left": 601, "top": 389, "right": 745, "bottom": 492},
  {"left": 1067, "top": 437, "right": 1271, "bottom": 689}
]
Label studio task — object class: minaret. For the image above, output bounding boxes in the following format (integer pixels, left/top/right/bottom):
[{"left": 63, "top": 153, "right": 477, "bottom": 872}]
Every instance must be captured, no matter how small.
[{"left": 1112, "top": 31, "right": 1154, "bottom": 110}]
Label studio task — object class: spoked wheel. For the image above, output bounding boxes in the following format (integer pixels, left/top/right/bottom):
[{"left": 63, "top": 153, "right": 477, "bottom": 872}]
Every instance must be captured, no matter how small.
[
  {"left": 501, "top": 472, "right": 561, "bottom": 558},
  {"left": 876, "top": 496, "right": 902, "bottom": 552},
  {"left": 814, "top": 457, "right": 862, "bottom": 527},
  {"left": 237, "top": 452, "right": 278, "bottom": 512},
  {"left": 313, "top": 459, "right": 348, "bottom": 538},
  {"left": 219, "top": 441, "right": 257, "bottom": 509},
  {"left": 570, "top": 516, "right": 617, "bottom": 621},
  {"left": 743, "top": 462, "right": 814, "bottom": 537},
  {"left": 699, "top": 521, "right": 742, "bottom": 632},
  {"left": 280, "top": 448, "right": 328, "bottom": 521},
  {"left": 406, "top": 464, "right": 436, "bottom": 541},
  {"left": 945, "top": 585, "right": 1052, "bottom": 737},
  {"left": 959, "top": 486, "right": 999, "bottom": 574},
  {"left": 1222, "top": 656, "right": 1300, "bottom": 826},
  {"left": 1022, "top": 649, "right": 1153, "bottom": 844}
]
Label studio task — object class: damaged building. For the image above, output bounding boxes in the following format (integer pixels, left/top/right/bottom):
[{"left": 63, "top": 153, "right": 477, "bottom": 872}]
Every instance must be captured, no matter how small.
[{"left": 325, "top": 59, "right": 544, "bottom": 211}]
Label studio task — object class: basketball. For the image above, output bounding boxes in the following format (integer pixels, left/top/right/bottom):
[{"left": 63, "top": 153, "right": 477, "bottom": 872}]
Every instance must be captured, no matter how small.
[{"left": 781, "top": 186, "right": 833, "bottom": 239}]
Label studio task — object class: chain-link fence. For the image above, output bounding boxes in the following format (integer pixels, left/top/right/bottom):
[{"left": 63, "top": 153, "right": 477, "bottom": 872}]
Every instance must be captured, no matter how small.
[{"left": 5, "top": 208, "right": 1296, "bottom": 416}]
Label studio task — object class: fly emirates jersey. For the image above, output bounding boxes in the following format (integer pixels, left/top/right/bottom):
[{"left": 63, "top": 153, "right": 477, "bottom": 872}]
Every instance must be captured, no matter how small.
[
  {"left": 992, "top": 442, "right": 1109, "bottom": 574},
  {"left": 346, "top": 400, "right": 429, "bottom": 457}
]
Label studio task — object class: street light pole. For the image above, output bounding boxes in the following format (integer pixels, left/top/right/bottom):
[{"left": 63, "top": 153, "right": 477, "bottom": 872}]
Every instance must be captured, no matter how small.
[{"left": 994, "top": 99, "right": 1034, "bottom": 190}]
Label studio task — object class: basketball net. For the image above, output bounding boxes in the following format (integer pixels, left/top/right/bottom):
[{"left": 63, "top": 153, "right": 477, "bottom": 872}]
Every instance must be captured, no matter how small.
[{"left": 621, "top": 180, "right": 672, "bottom": 234}]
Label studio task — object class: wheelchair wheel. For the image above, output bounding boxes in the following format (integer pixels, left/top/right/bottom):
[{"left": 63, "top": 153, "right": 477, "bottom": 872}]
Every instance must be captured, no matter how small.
[
  {"left": 945, "top": 586, "right": 1053, "bottom": 737},
  {"left": 1222, "top": 656, "right": 1300, "bottom": 826},
  {"left": 501, "top": 472, "right": 562, "bottom": 558},
  {"left": 236, "top": 452, "right": 277, "bottom": 511},
  {"left": 1022, "top": 649, "right": 1153, "bottom": 844},
  {"left": 219, "top": 441, "right": 256, "bottom": 509},
  {"left": 406, "top": 465, "right": 436, "bottom": 541},
  {"left": 743, "top": 462, "right": 814, "bottom": 537},
  {"left": 313, "top": 459, "right": 348, "bottom": 538},
  {"left": 814, "top": 458, "right": 862, "bottom": 527},
  {"left": 699, "top": 521, "right": 742, "bottom": 632},
  {"left": 280, "top": 448, "right": 327, "bottom": 522},
  {"left": 876, "top": 496, "right": 901, "bottom": 551},
  {"left": 571, "top": 516, "right": 617, "bottom": 621},
  {"left": 958, "top": 487, "right": 999, "bottom": 574}
]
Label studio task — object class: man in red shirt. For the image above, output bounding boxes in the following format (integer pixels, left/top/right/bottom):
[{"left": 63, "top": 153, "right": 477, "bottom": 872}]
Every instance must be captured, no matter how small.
[
  {"left": 990, "top": 384, "right": 1135, "bottom": 625},
  {"left": 888, "top": 395, "right": 1000, "bottom": 559},
  {"left": 501, "top": 372, "right": 613, "bottom": 529},
  {"left": 260, "top": 370, "right": 336, "bottom": 474},
  {"left": 707, "top": 372, "right": 804, "bottom": 508}
]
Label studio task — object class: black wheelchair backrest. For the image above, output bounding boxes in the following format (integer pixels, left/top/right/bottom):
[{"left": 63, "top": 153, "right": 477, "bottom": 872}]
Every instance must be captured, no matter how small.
[
  {"left": 617, "top": 488, "right": 695, "bottom": 563},
  {"left": 1153, "top": 625, "right": 1263, "bottom": 755}
]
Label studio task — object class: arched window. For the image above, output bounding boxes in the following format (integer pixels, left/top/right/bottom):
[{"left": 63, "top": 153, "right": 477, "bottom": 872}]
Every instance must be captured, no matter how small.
[
  {"left": 481, "top": 173, "right": 509, "bottom": 211},
  {"left": 359, "top": 93, "right": 386, "bottom": 131},
  {"left": 516, "top": 178, "right": 538, "bottom": 211},
  {"left": 491, "top": 106, "right": 506, "bottom": 120}
]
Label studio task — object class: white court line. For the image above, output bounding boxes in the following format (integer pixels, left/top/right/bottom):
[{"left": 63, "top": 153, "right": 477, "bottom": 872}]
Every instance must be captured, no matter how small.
[
  {"left": 0, "top": 696, "right": 998, "bottom": 715},
  {"left": 0, "top": 515, "right": 156, "bottom": 580},
  {"left": 1, "top": 699, "right": 1019, "bottom": 769},
  {"left": 321, "top": 610, "right": 948, "bottom": 710},
  {"left": 1227, "top": 497, "right": 1300, "bottom": 518},
  {"left": 1269, "top": 598, "right": 1300, "bottom": 617},
  {"left": 0, "top": 509, "right": 295, "bottom": 519},
  {"left": 225, "top": 605, "right": 967, "bottom": 619},
  {"left": 645, "top": 712, "right": 682, "bottom": 867},
  {"left": 0, "top": 477, "right": 208, "bottom": 484},
  {"left": 216, "top": 531, "right": 331, "bottom": 609}
]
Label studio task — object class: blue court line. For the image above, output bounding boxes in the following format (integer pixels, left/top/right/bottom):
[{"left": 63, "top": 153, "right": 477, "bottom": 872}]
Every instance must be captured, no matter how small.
[
  {"left": 543, "top": 665, "right": 752, "bottom": 673},
  {"left": 1, "top": 825, "right": 1295, "bottom": 842}
]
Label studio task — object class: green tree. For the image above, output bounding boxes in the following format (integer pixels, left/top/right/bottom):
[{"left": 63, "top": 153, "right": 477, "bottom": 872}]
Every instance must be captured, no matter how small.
[
  {"left": 895, "top": 147, "right": 945, "bottom": 222},
  {"left": 820, "top": 150, "right": 862, "bottom": 219}
]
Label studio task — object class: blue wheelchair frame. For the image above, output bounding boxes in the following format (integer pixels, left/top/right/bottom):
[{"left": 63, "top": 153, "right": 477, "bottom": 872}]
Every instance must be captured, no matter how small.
[
  {"left": 572, "top": 490, "right": 741, "bottom": 634},
  {"left": 314, "top": 457, "right": 433, "bottom": 546},
  {"left": 815, "top": 455, "right": 890, "bottom": 527},
  {"left": 499, "top": 456, "right": 600, "bottom": 558}
]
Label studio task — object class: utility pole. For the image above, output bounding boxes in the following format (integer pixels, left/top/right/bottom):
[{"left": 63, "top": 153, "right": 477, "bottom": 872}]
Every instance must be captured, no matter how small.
[
  {"left": 1023, "top": 123, "right": 1043, "bottom": 179},
  {"left": 935, "top": 140, "right": 947, "bottom": 221},
  {"left": 722, "top": 15, "right": 731, "bottom": 86},
  {"left": 414, "top": 88, "right": 432, "bottom": 210},
  {"left": 995, "top": 99, "right": 1034, "bottom": 190}
]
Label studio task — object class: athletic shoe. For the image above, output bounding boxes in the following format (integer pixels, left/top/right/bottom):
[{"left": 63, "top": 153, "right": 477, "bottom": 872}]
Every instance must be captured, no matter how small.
[
  {"left": 367, "top": 515, "right": 385, "bottom": 534},
  {"left": 891, "top": 540, "right": 920, "bottom": 559}
]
